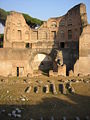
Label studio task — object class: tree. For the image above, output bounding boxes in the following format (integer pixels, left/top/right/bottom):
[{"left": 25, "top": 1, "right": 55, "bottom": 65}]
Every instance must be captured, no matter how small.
[{"left": 0, "top": 8, "right": 43, "bottom": 28}]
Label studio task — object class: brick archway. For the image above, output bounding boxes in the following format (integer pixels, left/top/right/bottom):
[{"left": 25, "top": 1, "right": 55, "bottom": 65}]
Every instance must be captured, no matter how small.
[
  {"left": 33, "top": 53, "right": 53, "bottom": 72},
  {"left": 28, "top": 48, "right": 56, "bottom": 73}
]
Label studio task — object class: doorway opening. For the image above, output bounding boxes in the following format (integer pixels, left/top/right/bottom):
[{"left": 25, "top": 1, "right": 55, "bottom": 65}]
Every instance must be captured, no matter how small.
[
  {"left": 32, "top": 54, "right": 53, "bottom": 74},
  {"left": 17, "top": 67, "right": 24, "bottom": 77},
  {"left": 17, "top": 67, "right": 19, "bottom": 77},
  {"left": 60, "top": 42, "right": 65, "bottom": 48}
]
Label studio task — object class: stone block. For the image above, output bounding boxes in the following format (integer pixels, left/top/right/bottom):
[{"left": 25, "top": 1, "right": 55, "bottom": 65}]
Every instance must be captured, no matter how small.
[
  {"left": 69, "top": 70, "right": 74, "bottom": 77},
  {"left": 58, "top": 64, "right": 66, "bottom": 76}
]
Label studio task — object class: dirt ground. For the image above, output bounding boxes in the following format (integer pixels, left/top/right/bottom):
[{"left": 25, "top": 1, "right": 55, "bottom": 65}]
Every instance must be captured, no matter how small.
[{"left": 0, "top": 75, "right": 90, "bottom": 120}]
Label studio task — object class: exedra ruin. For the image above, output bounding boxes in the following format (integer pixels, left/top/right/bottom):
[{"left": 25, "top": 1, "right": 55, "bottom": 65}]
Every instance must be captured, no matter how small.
[{"left": 0, "top": 3, "right": 90, "bottom": 77}]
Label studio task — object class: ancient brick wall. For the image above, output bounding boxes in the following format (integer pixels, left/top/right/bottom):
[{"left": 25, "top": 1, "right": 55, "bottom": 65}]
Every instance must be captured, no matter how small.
[
  {"left": 4, "top": 3, "right": 87, "bottom": 49},
  {"left": 74, "top": 25, "right": 90, "bottom": 76},
  {"left": 0, "top": 3, "right": 89, "bottom": 77},
  {"left": 4, "top": 12, "right": 30, "bottom": 48}
]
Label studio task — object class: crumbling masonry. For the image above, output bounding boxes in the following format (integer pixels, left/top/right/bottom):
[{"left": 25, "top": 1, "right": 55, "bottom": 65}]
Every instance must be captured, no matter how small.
[{"left": 0, "top": 3, "right": 90, "bottom": 77}]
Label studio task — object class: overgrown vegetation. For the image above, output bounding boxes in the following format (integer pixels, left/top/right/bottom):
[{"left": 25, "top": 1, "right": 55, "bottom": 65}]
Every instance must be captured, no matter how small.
[
  {"left": 0, "top": 8, "right": 43, "bottom": 27},
  {"left": 0, "top": 8, "right": 7, "bottom": 26},
  {"left": 23, "top": 13, "right": 43, "bottom": 28},
  {"left": 0, "top": 34, "right": 4, "bottom": 48}
]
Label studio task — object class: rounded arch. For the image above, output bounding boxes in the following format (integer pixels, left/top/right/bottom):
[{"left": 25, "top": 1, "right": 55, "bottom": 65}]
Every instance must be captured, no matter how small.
[
  {"left": 51, "top": 21, "right": 57, "bottom": 27},
  {"left": 29, "top": 52, "right": 53, "bottom": 73}
]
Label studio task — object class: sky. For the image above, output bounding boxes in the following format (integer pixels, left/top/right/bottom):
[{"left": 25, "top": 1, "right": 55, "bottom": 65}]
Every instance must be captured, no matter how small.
[{"left": 0, "top": 0, "right": 90, "bottom": 23}]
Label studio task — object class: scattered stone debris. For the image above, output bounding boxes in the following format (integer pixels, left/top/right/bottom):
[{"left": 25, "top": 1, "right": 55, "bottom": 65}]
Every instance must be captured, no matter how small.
[
  {"left": 1, "top": 109, "right": 6, "bottom": 113},
  {"left": 0, "top": 79, "right": 4, "bottom": 82},
  {"left": 40, "top": 117, "right": 43, "bottom": 120},
  {"left": 8, "top": 113, "right": 12, "bottom": 117},
  {"left": 20, "top": 95, "right": 28, "bottom": 101},
  {"left": 66, "top": 82, "right": 75, "bottom": 94},
  {"left": 6, "top": 90, "right": 9, "bottom": 93},
  {"left": 27, "top": 73, "right": 31, "bottom": 78},
  {"left": 15, "top": 108, "right": 21, "bottom": 113},
  {"left": 47, "top": 80, "right": 51, "bottom": 83},
  {"left": 38, "top": 80, "right": 43, "bottom": 84},
  {"left": 0, "top": 78, "right": 8, "bottom": 83},
  {"left": 23, "top": 78, "right": 32, "bottom": 83},
  {"left": 85, "top": 116, "right": 90, "bottom": 120},
  {"left": 58, "top": 79, "right": 63, "bottom": 82},
  {"left": 21, "top": 98, "right": 25, "bottom": 101},
  {"left": 70, "top": 79, "right": 76, "bottom": 82},
  {"left": 76, "top": 80, "right": 79, "bottom": 83},
  {"left": 51, "top": 116, "right": 54, "bottom": 120},
  {"left": 30, "top": 118, "right": 34, "bottom": 120},
  {"left": 68, "top": 87, "right": 75, "bottom": 94},
  {"left": 16, "top": 114, "right": 21, "bottom": 118},
  {"left": 8, "top": 108, "right": 22, "bottom": 118},
  {"left": 62, "top": 116, "right": 67, "bottom": 120},
  {"left": 83, "top": 79, "right": 90, "bottom": 83},
  {"left": 27, "top": 116, "right": 90, "bottom": 120},
  {"left": 23, "top": 79, "right": 28, "bottom": 83},
  {"left": 0, "top": 107, "right": 89, "bottom": 120},
  {"left": 75, "top": 116, "right": 80, "bottom": 120}
]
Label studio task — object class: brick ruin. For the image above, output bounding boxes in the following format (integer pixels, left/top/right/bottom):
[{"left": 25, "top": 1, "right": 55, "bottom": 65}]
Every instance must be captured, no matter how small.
[{"left": 0, "top": 3, "right": 90, "bottom": 77}]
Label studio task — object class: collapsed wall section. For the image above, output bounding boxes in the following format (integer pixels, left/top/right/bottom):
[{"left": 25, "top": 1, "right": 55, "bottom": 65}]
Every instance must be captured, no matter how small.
[
  {"left": 1, "top": 3, "right": 89, "bottom": 77},
  {"left": 74, "top": 25, "right": 90, "bottom": 76},
  {"left": 4, "top": 12, "right": 31, "bottom": 48}
]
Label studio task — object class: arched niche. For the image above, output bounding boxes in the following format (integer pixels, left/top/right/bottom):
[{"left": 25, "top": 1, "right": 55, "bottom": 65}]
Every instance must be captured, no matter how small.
[
  {"left": 32, "top": 53, "right": 53, "bottom": 72},
  {"left": 51, "top": 21, "right": 57, "bottom": 27}
]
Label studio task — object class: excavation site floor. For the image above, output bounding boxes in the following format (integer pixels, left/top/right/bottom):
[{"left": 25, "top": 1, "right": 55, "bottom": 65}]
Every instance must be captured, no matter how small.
[{"left": 0, "top": 75, "right": 90, "bottom": 120}]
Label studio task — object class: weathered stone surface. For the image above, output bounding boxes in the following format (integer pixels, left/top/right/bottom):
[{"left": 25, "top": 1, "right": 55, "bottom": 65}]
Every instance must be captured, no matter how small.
[
  {"left": 58, "top": 65, "right": 66, "bottom": 76},
  {"left": 75, "top": 116, "right": 80, "bottom": 120},
  {"left": 62, "top": 116, "right": 67, "bottom": 120},
  {"left": 69, "top": 70, "right": 74, "bottom": 77},
  {"left": 0, "top": 3, "right": 89, "bottom": 77},
  {"left": 74, "top": 25, "right": 90, "bottom": 76}
]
